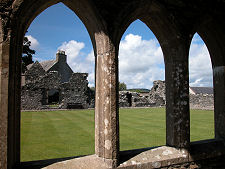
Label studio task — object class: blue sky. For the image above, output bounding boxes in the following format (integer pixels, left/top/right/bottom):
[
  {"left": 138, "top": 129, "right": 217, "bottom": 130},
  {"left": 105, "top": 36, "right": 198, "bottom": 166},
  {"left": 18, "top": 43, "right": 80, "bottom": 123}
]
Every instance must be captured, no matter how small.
[{"left": 27, "top": 2, "right": 213, "bottom": 89}]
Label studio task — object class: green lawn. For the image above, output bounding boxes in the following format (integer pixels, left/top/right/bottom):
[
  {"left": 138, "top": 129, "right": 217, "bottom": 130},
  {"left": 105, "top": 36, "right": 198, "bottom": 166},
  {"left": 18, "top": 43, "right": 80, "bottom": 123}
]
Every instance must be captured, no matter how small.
[{"left": 21, "top": 108, "right": 214, "bottom": 162}]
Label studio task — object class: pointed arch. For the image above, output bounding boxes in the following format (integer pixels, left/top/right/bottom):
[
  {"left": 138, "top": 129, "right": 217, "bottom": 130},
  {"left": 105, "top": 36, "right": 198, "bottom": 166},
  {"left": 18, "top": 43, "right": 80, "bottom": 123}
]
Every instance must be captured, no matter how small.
[
  {"left": 189, "top": 33, "right": 214, "bottom": 142},
  {"left": 197, "top": 18, "right": 225, "bottom": 140},
  {"left": 119, "top": 19, "right": 166, "bottom": 151},
  {"left": 3, "top": 0, "right": 105, "bottom": 167}
]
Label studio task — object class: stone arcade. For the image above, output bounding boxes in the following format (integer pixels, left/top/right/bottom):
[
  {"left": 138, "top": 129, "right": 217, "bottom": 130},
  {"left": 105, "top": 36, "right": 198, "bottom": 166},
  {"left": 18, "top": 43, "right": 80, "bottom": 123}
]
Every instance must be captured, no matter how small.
[
  {"left": 1, "top": 1, "right": 225, "bottom": 169},
  {"left": 21, "top": 50, "right": 94, "bottom": 110}
]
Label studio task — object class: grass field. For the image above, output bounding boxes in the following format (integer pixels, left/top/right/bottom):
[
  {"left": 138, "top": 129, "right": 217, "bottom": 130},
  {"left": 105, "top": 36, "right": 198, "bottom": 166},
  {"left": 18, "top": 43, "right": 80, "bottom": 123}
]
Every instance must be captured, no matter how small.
[{"left": 21, "top": 108, "right": 214, "bottom": 162}]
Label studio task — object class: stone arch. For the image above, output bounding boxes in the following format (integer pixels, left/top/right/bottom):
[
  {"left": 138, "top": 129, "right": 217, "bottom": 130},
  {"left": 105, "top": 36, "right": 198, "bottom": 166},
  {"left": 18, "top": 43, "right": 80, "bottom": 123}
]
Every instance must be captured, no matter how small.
[
  {"left": 188, "top": 33, "right": 214, "bottom": 141},
  {"left": 114, "top": 1, "right": 192, "bottom": 149},
  {"left": 118, "top": 19, "right": 166, "bottom": 150},
  {"left": 114, "top": 1, "right": 189, "bottom": 60},
  {"left": 1, "top": 1, "right": 224, "bottom": 168},
  {"left": 1, "top": 0, "right": 105, "bottom": 168},
  {"left": 196, "top": 17, "right": 225, "bottom": 141}
]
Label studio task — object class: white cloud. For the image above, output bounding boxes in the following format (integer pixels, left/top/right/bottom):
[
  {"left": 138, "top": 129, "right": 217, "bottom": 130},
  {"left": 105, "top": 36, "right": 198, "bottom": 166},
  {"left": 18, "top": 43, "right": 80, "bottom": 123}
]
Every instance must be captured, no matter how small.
[
  {"left": 119, "top": 33, "right": 213, "bottom": 89},
  {"left": 119, "top": 34, "right": 164, "bottom": 89},
  {"left": 58, "top": 40, "right": 85, "bottom": 64},
  {"left": 58, "top": 40, "right": 95, "bottom": 87},
  {"left": 26, "top": 35, "right": 39, "bottom": 50},
  {"left": 189, "top": 35, "right": 213, "bottom": 87},
  {"left": 55, "top": 33, "right": 212, "bottom": 89}
]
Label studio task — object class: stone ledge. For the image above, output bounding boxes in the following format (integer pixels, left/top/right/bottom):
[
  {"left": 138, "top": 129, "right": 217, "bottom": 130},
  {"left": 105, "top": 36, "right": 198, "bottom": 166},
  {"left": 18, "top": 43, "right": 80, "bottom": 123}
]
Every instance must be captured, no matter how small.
[{"left": 19, "top": 139, "right": 225, "bottom": 169}]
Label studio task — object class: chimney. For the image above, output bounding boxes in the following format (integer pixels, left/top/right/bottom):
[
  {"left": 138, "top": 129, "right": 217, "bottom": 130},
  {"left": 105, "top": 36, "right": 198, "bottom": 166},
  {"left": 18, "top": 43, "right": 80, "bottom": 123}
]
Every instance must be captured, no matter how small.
[{"left": 56, "top": 50, "right": 67, "bottom": 63}]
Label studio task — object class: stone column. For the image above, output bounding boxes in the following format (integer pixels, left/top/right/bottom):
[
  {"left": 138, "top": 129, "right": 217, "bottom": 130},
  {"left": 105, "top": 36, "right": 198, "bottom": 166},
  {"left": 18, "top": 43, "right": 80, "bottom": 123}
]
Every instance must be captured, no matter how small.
[
  {"left": 213, "top": 66, "right": 225, "bottom": 139},
  {"left": 95, "top": 32, "right": 119, "bottom": 167},
  {"left": 0, "top": 24, "right": 9, "bottom": 169},
  {"left": 165, "top": 49, "right": 190, "bottom": 148}
]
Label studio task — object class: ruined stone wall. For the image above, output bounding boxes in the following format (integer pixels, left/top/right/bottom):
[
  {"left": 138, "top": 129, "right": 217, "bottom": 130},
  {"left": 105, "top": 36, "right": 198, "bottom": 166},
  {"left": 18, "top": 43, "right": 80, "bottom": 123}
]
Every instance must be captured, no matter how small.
[
  {"left": 119, "top": 80, "right": 214, "bottom": 109},
  {"left": 148, "top": 80, "right": 166, "bottom": 106},
  {"left": 60, "top": 73, "right": 91, "bottom": 109},
  {"left": 21, "top": 70, "right": 60, "bottom": 110},
  {"left": 119, "top": 91, "right": 153, "bottom": 108},
  {"left": 119, "top": 91, "right": 131, "bottom": 107},
  {"left": 21, "top": 88, "right": 43, "bottom": 110},
  {"left": 190, "top": 94, "right": 214, "bottom": 110},
  {"left": 119, "top": 80, "right": 166, "bottom": 108},
  {"left": 25, "top": 61, "right": 46, "bottom": 84},
  {"left": 21, "top": 68, "right": 94, "bottom": 110}
]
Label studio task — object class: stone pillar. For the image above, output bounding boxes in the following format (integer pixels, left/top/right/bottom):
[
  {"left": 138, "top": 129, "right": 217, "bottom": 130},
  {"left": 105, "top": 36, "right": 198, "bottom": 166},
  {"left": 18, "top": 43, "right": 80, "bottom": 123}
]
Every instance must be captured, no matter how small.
[
  {"left": 213, "top": 66, "right": 225, "bottom": 139},
  {"left": 0, "top": 24, "right": 22, "bottom": 169},
  {"left": 165, "top": 53, "right": 190, "bottom": 148},
  {"left": 95, "top": 32, "right": 119, "bottom": 168},
  {"left": 0, "top": 25, "right": 9, "bottom": 169}
]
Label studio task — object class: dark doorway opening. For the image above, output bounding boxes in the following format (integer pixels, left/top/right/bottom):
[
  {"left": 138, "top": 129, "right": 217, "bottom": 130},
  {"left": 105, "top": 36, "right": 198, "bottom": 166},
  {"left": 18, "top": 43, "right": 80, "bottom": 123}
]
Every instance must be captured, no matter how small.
[
  {"left": 67, "top": 103, "right": 84, "bottom": 109},
  {"left": 48, "top": 89, "right": 60, "bottom": 104},
  {"left": 126, "top": 92, "right": 132, "bottom": 107}
]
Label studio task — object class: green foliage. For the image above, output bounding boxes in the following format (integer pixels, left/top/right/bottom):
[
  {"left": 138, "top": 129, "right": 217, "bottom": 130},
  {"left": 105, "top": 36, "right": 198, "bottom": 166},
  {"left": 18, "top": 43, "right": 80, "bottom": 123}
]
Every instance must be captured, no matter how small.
[
  {"left": 21, "top": 108, "right": 214, "bottom": 161},
  {"left": 128, "top": 89, "right": 142, "bottom": 93},
  {"left": 119, "top": 82, "right": 127, "bottom": 91},
  {"left": 22, "top": 37, "right": 35, "bottom": 73},
  {"left": 128, "top": 88, "right": 150, "bottom": 93}
]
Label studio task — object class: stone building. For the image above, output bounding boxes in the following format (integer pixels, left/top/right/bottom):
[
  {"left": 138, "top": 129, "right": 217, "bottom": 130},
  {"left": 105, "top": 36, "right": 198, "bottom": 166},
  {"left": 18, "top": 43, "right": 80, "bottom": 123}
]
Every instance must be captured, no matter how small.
[{"left": 21, "top": 50, "right": 94, "bottom": 110}]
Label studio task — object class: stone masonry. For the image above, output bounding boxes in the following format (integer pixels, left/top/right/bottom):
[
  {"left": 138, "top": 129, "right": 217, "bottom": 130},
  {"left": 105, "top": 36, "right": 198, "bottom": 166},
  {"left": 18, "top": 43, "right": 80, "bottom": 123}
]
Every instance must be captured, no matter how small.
[
  {"left": 21, "top": 51, "right": 94, "bottom": 110},
  {"left": 119, "top": 80, "right": 214, "bottom": 110},
  {"left": 1, "top": 0, "right": 225, "bottom": 168}
]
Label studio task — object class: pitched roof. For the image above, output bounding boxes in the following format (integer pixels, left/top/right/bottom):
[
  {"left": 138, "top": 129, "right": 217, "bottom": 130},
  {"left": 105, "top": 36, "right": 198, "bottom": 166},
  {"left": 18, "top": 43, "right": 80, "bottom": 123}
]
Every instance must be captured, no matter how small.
[
  {"left": 39, "top": 60, "right": 56, "bottom": 71},
  {"left": 190, "top": 87, "right": 213, "bottom": 95},
  {"left": 27, "top": 60, "right": 56, "bottom": 72}
]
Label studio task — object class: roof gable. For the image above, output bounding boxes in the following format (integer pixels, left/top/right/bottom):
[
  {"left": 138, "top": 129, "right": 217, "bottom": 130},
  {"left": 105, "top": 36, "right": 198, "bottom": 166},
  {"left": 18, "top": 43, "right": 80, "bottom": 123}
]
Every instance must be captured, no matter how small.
[
  {"left": 189, "top": 87, "right": 213, "bottom": 95},
  {"left": 40, "top": 60, "right": 56, "bottom": 71}
]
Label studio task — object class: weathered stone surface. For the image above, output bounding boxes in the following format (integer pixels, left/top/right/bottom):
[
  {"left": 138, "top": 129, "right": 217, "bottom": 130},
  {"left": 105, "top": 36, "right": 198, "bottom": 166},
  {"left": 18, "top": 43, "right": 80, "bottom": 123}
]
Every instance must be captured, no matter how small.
[
  {"left": 165, "top": 60, "right": 190, "bottom": 148},
  {"left": 213, "top": 66, "right": 225, "bottom": 140},
  {"left": 149, "top": 80, "right": 166, "bottom": 106},
  {"left": 0, "top": 41, "right": 9, "bottom": 169},
  {"left": 21, "top": 52, "right": 94, "bottom": 110},
  {"left": 119, "top": 80, "right": 214, "bottom": 109},
  {"left": 60, "top": 73, "right": 90, "bottom": 109},
  {"left": 1, "top": 0, "right": 225, "bottom": 168},
  {"left": 190, "top": 94, "right": 214, "bottom": 110},
  {"left": 119, "top": 91, "right": 153, "bottom": 107},
  {"left": 119, "top": 81, "right": 166, "bottom": 108},
  {"left": 95, "top": 32, "right": 119, "bottom": 163}
]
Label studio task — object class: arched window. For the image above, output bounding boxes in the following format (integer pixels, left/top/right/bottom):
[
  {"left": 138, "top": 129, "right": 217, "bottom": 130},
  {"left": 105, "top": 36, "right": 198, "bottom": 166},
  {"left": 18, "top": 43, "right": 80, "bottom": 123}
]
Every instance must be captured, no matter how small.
[
  {"left": 189, "top": 33, "right": 214, "bottom": 142},
  {"left": 119, "top": 19, "right": 166, "bottom": 151},
  {"left": 20, "top": 2, "right": 95, "bottom": 162}
]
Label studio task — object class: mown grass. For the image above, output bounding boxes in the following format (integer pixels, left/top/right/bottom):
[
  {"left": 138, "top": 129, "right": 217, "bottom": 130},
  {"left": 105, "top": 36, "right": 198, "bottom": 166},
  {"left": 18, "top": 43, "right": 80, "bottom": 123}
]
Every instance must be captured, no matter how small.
[{"left": 21, "top": 108, "right": 214, "bottom": 162}]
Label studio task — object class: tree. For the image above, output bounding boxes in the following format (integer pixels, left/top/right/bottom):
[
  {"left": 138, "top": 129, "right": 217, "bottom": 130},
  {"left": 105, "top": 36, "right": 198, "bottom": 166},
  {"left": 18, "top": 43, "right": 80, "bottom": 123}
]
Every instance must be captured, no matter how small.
[
  {"left": 22, "top": 36, "right": 35, "bottom": 73},
  {"left": 119, "top": 82, "right": 127, "bottom": 91}
]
